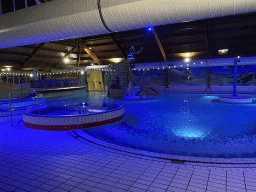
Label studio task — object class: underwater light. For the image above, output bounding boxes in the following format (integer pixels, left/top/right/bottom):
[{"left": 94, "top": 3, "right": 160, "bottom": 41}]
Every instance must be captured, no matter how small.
[{"left": 173, "top": 126, "right": 207, "bottom": 138}]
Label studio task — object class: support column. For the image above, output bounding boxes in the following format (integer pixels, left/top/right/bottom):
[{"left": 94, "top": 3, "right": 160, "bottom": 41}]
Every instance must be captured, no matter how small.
[
  {"left": 233, "top": 59, "right": 240, "bottom": 97},
  {"left": 33, "top": 67, "right": 38, "bottom": 80},
  {"left": 165, "top": 69, "right": 169, "bottom": 88},
  {"left": 206, "top": 67, "right": 210, "bottom": 90},
  {"left": 0, "top": 0, "right": 2, "bottom": 15}
]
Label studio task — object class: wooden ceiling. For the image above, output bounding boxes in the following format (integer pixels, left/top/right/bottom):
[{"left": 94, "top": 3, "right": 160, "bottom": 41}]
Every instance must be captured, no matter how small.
[{"left": 1, "top": 10, "right": 256, "bottom": 72}]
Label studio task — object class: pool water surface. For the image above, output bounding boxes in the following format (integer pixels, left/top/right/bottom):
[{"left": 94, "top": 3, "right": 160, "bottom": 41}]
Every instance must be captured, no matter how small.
[{"left": 44, "top": 90, "right": 256, "bottom": 158}]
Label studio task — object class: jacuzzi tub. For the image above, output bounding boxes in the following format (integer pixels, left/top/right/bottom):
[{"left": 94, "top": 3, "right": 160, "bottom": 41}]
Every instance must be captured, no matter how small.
[{"left": 23, "top": 103, "right": 125, "bottom": 131}]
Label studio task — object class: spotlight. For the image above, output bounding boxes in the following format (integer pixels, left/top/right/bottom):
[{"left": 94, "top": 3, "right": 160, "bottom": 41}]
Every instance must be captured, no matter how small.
[
  {"left": 147, "top": 27, "right": 152, "bottom": 32},
  {"left": 184, "top": 58, "right": 190, "bottom": 63},
  {"left": 218, "top": 49, "right": 228, "bottom": 55},
  {"left": 63, "top": 58, "right": 69, "bottom": 64}
]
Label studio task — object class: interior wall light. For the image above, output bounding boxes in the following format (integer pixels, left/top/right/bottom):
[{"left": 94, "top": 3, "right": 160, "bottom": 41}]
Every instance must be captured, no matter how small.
[
  {"left": 218, "top": 49, "right": 228, "bottom": 55},
  {"left": 184, "top": 58, "right": 190, "bottom": 63}
]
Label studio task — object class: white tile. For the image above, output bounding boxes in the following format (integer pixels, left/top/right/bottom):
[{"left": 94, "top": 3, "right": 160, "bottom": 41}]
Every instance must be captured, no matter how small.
[{"left": 92, "top": 115, "right": 97, "bottom": 122}]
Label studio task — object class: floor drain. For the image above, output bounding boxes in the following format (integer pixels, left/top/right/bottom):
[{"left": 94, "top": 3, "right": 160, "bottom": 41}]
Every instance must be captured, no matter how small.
[{"left": 172, "top": 160, "right": 185, "bottom": 164}]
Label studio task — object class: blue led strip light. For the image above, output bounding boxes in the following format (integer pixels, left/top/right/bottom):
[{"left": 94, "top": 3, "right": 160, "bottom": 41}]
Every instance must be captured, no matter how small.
[{"left": 97, "top": 0, "right": 113, "bottom": 33}]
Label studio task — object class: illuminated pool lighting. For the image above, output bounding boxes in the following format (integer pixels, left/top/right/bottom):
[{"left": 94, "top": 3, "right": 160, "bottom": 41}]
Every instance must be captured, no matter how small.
[{"left": 173, "top": 126, "right": 208, "bottom": 138}]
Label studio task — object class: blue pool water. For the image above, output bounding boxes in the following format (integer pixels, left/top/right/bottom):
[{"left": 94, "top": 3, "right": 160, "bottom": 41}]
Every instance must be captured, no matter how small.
[{"left": 44, "top": 90, "right": 256, "bottom": 158}]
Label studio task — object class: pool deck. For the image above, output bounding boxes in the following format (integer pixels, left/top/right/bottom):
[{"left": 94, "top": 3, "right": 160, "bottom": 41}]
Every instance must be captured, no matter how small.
[{"left": 1, "top": 116, "right": 256, "bottom": 192}]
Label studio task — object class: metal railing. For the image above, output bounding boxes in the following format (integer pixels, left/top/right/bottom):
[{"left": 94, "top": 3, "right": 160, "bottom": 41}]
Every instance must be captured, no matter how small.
[
  {"left": 29, "top": 78, "right": 87, "bottom": 91},
  {"left": 9, "top": 84, "right": 40, "bottom": 127}
]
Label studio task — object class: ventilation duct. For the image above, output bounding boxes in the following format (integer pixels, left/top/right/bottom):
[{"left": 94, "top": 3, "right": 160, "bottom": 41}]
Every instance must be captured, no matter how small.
[{"left": 0, "top": 0, "right": 255, "bottom": 49}]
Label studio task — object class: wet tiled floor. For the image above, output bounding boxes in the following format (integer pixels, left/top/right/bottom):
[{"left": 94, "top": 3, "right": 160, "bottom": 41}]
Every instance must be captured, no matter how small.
[{"left": 1, "top": 116, "right": 256, "bottom": 192}]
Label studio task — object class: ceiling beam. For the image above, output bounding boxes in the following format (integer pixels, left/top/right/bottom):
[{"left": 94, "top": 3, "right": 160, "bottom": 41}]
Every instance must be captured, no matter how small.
[
  {"left": 0, "top": 0, "right": 2, "bottom": 15},
  {"left": 62, "top": 46, "right": 77, "bottom": 58},
  {"left": 152, "top": 27, "right": 168, "bottom": 62},
  {"left": 19, "top": 43, "right": 45, "bottom": 66},
  {"left": 108, "top": 33, "right": 127, "bottom": 58},
  {"left": 80, "top": 42, "right": 102, "bottom": 65},
  {"left": 34, "top": 0, "right": 42, "bottom": 5},
  {"left": 22, "top": 45, "right": 89, "bottom": 56}
]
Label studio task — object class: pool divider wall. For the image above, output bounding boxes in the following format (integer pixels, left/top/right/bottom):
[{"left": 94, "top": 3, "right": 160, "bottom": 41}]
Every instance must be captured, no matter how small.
[
  {"left": 23, "top": 103, "right": 125, "bottom": 131},
  {"left": 0, "top": 98, "right": 46, "bottom": 109}
]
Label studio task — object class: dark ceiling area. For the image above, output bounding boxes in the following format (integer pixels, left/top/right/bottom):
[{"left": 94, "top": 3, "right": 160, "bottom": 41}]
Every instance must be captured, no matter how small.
[{"left": 0, "top": 5, "right": 256, "bottom": 71}]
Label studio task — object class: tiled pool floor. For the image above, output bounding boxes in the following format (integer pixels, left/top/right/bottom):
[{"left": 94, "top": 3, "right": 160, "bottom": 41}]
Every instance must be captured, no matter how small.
[{"left": 1, "top": 116, "right": 256, "bottom": 192}]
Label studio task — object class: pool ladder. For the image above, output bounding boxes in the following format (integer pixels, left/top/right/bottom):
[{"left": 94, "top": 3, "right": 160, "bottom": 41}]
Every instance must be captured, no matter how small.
[{"left": 9, "top": 84, "right": 40, "bottom": 127}]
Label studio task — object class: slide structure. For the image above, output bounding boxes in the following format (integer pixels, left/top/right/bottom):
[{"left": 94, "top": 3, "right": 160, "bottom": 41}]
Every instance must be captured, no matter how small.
[
  {"left": 107, "top": 60, "right": 157, "bottom": 99},
  {"left": 127, "top": 72, "right": 157, "bottom": 97}
]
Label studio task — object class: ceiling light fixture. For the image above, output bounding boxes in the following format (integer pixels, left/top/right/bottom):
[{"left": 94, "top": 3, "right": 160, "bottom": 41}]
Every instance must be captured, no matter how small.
[
  {"left": 218, "top": 49, "right": 228, "bottom": 55},
  {"left": 184, "top": 58, "right": 190, "bottom": 63},
  {"left": 63, "top": 58, "right": 69, "bottom": 64}
]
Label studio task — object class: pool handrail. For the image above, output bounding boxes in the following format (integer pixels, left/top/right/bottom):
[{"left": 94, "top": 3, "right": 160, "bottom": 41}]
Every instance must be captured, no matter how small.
[{"left": 9, "top": 84, "right": 40, "bottom": 127}]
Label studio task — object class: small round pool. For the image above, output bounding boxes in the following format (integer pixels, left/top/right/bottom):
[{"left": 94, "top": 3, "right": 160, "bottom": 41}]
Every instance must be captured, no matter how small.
[{"left": 23, "top": 103, "right": 125, "bottom": 131}]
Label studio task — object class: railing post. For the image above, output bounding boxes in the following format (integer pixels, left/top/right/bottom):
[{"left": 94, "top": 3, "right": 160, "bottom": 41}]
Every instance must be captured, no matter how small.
[
  {"left": 9, "top": 98, "right": 13, "bottom": 127},
  {"left": 233, "top": 59, "right": 240, "bottom": 97}
]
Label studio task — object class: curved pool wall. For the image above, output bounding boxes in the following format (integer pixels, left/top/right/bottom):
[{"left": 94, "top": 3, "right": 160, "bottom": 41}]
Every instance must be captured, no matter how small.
[
  {"left": 23, "top": 103, "right": 125, "bottom": 131},
  {"left": 218, "top": 95, "right": 253, "bottom": 103},
  {"left": 0, "top": 98, "right": 46, "bottom": 109}
]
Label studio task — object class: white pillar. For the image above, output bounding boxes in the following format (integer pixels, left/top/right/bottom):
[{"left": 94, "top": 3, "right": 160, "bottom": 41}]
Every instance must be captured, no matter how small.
[
  {"left": 33, "top": 67, "right": 38, "bottom": 80},
  {"left": 0, "top": 0, "right": 2, "bottom": 15}
]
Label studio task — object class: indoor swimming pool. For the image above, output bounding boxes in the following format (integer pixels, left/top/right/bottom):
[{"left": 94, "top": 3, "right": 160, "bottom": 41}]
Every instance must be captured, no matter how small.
[{"left": 43, "top": 90, "right": 256, "bottom": 158}]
